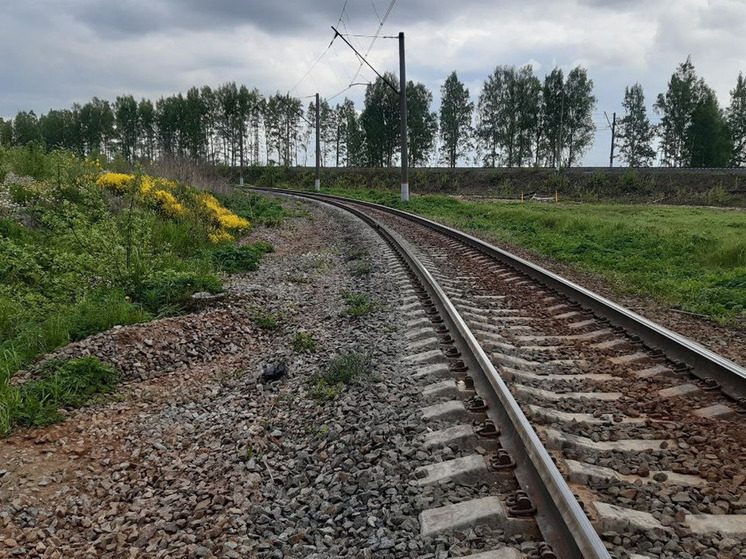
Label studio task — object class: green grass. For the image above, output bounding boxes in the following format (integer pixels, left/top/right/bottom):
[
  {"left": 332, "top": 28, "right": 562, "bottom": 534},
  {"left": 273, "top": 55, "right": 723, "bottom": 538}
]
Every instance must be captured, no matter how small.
[
  {"left": 0, "top": 147, "right": 273, "bottom": 436},
  {"left": 217, "top": 191, "right": 287, "bottom": 227},
  {"left": 341, "top": 291, "right": 376, "bottom": 317},
  {"left": 351, "top": 261, "right": 372, "bottom": 277},
  {"left": 320, "top": 187, "right": 746, "bottom": 324},
  {"left": 0, "top": 357, "right": 119, "bottom": 436},
  {"left": 253, "top": 309, "right": 284, "bottom": 329},
  {"left": 207, "top": 241, "right": 274, "bottom": 274},
  {"left": 292, "top": 331, "right": 317, "bottom": 352},
  {"left": 310, "top": 351, "right": 374, "bottom": 400}
]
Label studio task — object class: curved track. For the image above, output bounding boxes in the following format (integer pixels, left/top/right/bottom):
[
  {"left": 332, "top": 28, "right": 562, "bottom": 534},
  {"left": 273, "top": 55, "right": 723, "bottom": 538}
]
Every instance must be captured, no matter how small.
[{"left": 250, "top": 187, "right": 746, "bottom": 559}]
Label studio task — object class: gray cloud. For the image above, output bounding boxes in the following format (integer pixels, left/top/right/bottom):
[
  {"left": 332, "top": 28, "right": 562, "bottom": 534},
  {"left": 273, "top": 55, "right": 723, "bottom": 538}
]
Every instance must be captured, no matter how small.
[{"left": 2, "top": 0, "right": 745, "bottom": 165}]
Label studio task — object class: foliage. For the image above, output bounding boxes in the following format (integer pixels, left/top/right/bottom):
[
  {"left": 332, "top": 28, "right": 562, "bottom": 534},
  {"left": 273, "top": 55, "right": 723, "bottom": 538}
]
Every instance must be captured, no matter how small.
[
  {"left": 360, "top": 73, "right": 401, "bottom": 167},
  {"left": 477, "top": 65, "right": 542, "bottom": 167},
  {"left": 0, "top": 148, "right": 272, "bottom": 424},
  {"left": 208, "top": 242, "right": 273, "bottom": 273},
  {"left": 406, "top": 82, "right": 439, "bottom": 167},
  {"left": 341, "top": 292, "right": 376, "bottom": 317},
  {"left": 562, "top": 67, "right": 597, "bottom": 167},
  {"left": 216, "top": 190, "right": 287, "bottom": 227},
  {"left": 264, "top": 93, "right": 305, "bottom": 166},
  {"left": 541, "top": 68, "right": 565, "bottom": 168},
  {"left": 310, "top": 351, "right": 374, "bottom": 400},
  {"left": 689, "top": 86, "right": 733, "bottom": 168},
  {"left": 728, "top": 73, "right": 746, "bottom": 166},
  {"left": 654, "top": 57, "right": 701, "bottom": 167},
  {"left": 0, "top": 357, "right": 119, "bottom": 436},
  {"left": 322, "top": 187, "right": 746, "bottom": 324},
  {"left": 439, "top": 71, "right": 474, "bottom": 168},
  {"left": 96, "top": 171, "right": 249, "bottom": 241},
  {"left": 136, "top": 271, "right": 223, "bottom": 315},
  {"left": 617, "top": 83, "right": 656, "bottom": 167},
  {"left": 292, "top": 331, "right": 317, "bottom": 352}
]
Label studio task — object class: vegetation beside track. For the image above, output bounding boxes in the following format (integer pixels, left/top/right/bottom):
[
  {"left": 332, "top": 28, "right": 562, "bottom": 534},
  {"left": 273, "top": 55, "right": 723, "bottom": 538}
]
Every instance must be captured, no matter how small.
[
  {"left": 0, "top": 145, "right": 283, "bottom": 436},
  {"left": 310, "top": 187, "right": 746, "bottom": 325},
  {"left": 228, "top": 165, "right": 746, "bottom": 207}
]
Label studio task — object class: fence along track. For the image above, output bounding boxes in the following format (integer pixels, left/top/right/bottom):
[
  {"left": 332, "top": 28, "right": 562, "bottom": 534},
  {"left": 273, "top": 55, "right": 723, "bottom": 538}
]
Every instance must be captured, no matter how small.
[{"left": 251, "top": 187, "right": 612, "bottom": 558}]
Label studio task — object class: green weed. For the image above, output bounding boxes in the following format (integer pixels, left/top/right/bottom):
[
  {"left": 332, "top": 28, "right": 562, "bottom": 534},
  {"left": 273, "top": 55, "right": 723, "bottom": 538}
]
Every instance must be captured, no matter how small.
[
  {"left": 207, "top": 241, "right": 273, "bottom": 274},
  {"left": 310, "top": 351, "right": 374, "bottom": 401},
  {"left": 322, "top": 187, "right": 746, "bottom": 324},
  {"left": 0, "top": 357, "right": 119, "bottom": 436},
  {"left": 351, "top": 261, "right": 372, "bottom": 276},
  {"left": 341, "top": 292, "right": 376, "bottom": 317},
  {"left": 292, "top": 331, "right": 317, "bottom": 352},
  {"left": 217, "top": 191, "right": 287, "bottom": 227},
  {"left": 345, "top": 247, "right": 368, "bottom": 261},
  {"left": 253, "top": 309, "right": 284, "bottom": 330}
]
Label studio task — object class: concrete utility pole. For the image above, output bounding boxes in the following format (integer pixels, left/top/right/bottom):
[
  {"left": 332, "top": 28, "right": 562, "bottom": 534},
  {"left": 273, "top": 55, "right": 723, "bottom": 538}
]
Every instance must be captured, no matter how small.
[
  {"left": 331, "top": 26, "right": 408, "bottom": 201},
  {"left": 607, "top": 111, "right": 617, "bottom": 168},
  {"left": 315, "top": 92, "right": 321, "bottom": 191},
  {"left": 557, "top": 89, "right": 564, "bottom": 170},
  {"left": 399, "top": 32, "right": 409, "bottom": 202}
]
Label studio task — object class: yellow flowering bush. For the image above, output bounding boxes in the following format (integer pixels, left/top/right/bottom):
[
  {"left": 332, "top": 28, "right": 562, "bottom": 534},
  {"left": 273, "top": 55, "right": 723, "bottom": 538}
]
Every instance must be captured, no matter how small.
[
  {"left": 96, "top": 172, "right": 132, "bottom": 193},
  {"left": 200, "top": 193, "right": 250, "bottom": 231},
  {"left": 208, "top": 230, "right": 234, "bottom": 243},
  {"left": 150, "top": 189, "right": 185, "bottom": 218},
  {"left": 95, "top": 172, "right": 249, "bottom": 243}
]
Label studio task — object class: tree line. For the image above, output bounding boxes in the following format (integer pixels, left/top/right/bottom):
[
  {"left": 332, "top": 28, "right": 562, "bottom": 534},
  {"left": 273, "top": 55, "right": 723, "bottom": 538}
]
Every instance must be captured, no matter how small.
[{"left": 1, "top": 56, "right": 745, "bottom": 168}]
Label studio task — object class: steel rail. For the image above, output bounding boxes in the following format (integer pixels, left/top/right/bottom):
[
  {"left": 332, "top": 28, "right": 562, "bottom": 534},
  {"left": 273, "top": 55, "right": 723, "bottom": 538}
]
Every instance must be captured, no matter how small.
[
  {"left": 250, "top": 187, "right": 611, "bottom": 558},
  {"left": 252, "top": 187, "right": 746, "bottom": 402}
]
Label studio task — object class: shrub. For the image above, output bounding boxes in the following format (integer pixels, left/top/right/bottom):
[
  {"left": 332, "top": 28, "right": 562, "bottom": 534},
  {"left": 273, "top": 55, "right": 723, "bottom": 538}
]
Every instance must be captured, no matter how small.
[
  {"left": 218, "top": 191, "right": 287, "bottom": 227},
  {"left": 0, "top": 357, "right": 119, "bottom": 436},
  {"left": 135, "top": 270, "right": 223, "bottom": 315},
  {"left": 341, "top": 292, "right": 376, "bottom": 317},
  {"left": 67, "top": 289, "right": 150, "bottom": 341},
  {"left": 310, "top": 351, "right": 373, "bottom": 400},
  {"left": 208, "top": 242, "right": 273, "bottom": 274},
  {"left": 292, "top": 331, "right": 317, "bottom": 352}
]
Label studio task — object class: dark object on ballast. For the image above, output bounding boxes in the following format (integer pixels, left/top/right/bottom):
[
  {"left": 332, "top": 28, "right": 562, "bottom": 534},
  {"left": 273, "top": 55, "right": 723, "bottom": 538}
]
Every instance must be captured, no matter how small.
[{"left": 262, "top": 361, "right": 287, "bottom": 382}]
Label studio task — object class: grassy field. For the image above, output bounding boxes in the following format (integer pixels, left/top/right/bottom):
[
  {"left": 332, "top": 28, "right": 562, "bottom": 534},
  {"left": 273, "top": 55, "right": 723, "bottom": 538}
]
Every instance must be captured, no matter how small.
[
  {"left": 316, "top": 187, "right": 746, "bottom": 325},
  {"left": 0, "top": 145, "right": 283, "bottom": 435}
]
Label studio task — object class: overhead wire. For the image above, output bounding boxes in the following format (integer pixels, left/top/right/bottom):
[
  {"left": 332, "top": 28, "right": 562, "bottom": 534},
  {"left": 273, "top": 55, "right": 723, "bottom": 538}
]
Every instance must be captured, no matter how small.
[
  {"left": 287, "top": 33, "right": 338, "bottom": 95},
  {"left": 348, "top": 0, "right": 398, "bottom": 85},
  {"left": 287, "top": 0, "right": 353, "bottom": 96}
]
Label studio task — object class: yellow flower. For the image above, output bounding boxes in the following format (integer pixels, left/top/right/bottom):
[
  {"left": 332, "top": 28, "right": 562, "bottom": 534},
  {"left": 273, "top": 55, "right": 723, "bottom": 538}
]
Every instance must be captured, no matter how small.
[
  {"left": 209, "top": 231, "right": 234, "bottom": 243},
  {"left": 200, "top": 194, "right": 250, "bottom": 230},
  {"left": 96, "top": 172, "right": 133, "bottom": 193},
  {"left": 150, "top": 189, "right": 186, "bottom": 218},
  {"left": 140, "top": 176, "right": 156, "bottom": 194}
]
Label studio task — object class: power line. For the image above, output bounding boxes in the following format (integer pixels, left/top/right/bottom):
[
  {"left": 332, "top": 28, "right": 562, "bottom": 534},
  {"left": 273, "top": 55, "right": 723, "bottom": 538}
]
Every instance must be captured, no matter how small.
[
  {"left": 338, "top": 33, "right": 398, "bottom": 39},
  {"left": 328, "top": 82, "right": 370, "bottom": 103},
  {"left": 332, "top": 26, "right": 398, "bottom": 94},
  {"left": 288, "top": 33, "right": 338, "bottom": 94},
  {"left": 349, "top": 0, "right": 398, "bottom": 85},
  {"left": 287, "top": 0, "right": 352, "bottom": 96},
  {"left": 337, "top": 0, "right": 349, "bottom": 26},
  {"left": 274, "top": 93, "right": 312, "bottom": 126}
]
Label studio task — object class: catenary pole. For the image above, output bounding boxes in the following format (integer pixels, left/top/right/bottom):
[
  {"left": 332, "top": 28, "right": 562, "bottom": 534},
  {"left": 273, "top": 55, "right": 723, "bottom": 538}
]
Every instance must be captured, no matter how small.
[
  {"left": 557, "top": 88, "right": 564, "bottom": 170},
  {"left": 609, "top": 112, "right": 616, "bottom": 168},
  {"left": 315, "top": 93, "right": 321, "bottom": 191},
  {"left": 399, "top": 32, "right": 409, "bottom": 202}
]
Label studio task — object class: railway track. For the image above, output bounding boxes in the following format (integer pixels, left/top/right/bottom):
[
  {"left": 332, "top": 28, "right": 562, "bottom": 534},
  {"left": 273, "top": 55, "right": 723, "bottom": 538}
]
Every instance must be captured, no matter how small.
[{"left": 252, "top": 187, "right": 746, "bottom": 559}]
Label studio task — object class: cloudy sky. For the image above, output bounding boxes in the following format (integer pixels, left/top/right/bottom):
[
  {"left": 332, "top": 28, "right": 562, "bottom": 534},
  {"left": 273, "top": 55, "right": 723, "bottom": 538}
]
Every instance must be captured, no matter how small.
[{"left": 2, "top": 0, "right": 745, "bottom": 165}]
